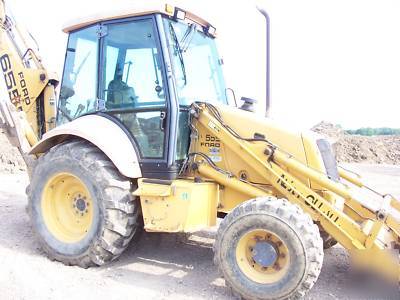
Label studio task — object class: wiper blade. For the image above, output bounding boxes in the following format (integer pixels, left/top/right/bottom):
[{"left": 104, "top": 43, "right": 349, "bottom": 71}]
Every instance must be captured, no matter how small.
[
  {"left": 169, "top": 23, "right": 187, "bottom": 85},
  {"left": 180, "top": 23, "right": 196, "bottom": 52},
  {"left": 71, "top": 51, "right": 91, "bottom": 85}
]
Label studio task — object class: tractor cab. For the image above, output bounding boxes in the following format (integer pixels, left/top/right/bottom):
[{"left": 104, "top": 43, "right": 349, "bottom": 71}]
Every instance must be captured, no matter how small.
[{"left": 58, "top": 4, "right": 227, "bottom": 179}]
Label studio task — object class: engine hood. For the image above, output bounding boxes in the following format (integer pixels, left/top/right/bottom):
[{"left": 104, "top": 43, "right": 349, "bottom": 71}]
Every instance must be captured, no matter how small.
[
  {"left": 197, "top": 103, "right": 331, "bottom": 188},
  {"left": 214, "top": 104, "right": 308, "bottom": 163}
]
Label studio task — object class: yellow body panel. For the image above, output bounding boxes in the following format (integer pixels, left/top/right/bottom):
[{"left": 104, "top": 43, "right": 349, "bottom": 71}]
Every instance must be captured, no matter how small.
[
  {"left": 219, "top": 187, "right": 255, "bottom": 213},
  {"left": 134, "top": 179, "right": 219, "bottom": 232}
]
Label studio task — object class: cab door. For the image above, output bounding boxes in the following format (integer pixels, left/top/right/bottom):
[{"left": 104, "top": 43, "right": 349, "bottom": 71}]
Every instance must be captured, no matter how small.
[{"left": 98, "top": 16, "right": 177, "bottom": 179}]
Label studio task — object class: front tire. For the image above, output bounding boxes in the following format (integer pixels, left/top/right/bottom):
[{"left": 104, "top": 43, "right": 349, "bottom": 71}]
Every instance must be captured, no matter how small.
[
  {"left": 28, "top": 140, "right": 142, "bottom": 268},
  {"left": 214, "top": 197, "right": 323, "bottom": 300}
]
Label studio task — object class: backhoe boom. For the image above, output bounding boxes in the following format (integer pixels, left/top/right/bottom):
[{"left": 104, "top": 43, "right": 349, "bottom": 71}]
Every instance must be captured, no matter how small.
[{"left": 0, "top": 0, "right": 58, "bottom": 160}]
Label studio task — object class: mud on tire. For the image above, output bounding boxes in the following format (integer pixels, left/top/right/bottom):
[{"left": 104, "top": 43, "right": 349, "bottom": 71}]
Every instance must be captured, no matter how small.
[
  {"left": 28, "top": 140, "right": 142, "bottom": 268},
  {"left": 213, "top": 197, "right": 324, "bottom": 300}
]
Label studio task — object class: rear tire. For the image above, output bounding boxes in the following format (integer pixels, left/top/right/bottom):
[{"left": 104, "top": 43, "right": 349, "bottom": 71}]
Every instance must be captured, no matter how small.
[
  {"left": 28, "top": 140, "right": 142, "bottom": 268},
  {"left": 214, "top": 197, "right": 323, "bottom": 300}
]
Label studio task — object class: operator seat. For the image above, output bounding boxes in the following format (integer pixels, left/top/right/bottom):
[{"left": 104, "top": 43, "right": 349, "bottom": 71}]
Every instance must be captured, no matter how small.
[
  {"left": 106, "top": 70, "right": 150, "bottom": 156},
  {"left": 107, "top": 77, "right": 138, "bottom": 108}
]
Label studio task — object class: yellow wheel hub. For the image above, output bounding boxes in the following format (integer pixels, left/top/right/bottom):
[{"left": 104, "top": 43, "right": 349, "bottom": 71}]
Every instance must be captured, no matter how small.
[
  {"left": 41, "top": 173, "right": 94, "bottom": 243},
  {"left": 236, "top": 229, "right": 290, "bottom": 284}
]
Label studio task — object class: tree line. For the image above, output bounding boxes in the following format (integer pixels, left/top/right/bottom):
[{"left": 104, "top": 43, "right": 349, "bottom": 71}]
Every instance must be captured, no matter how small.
[{"left": 346, "top": 127, "right": 400, "bottom": 136}]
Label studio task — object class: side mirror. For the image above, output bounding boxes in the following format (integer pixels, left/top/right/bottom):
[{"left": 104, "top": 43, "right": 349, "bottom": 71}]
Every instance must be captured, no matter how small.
[{"left": 239, "top": 97, "right": 257, "bottom": 112}]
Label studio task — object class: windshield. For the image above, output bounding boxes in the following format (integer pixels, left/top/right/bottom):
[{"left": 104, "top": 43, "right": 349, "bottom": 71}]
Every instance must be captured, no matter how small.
[{"left": 163, "top": 18, "right": 227, "bottom": 106}]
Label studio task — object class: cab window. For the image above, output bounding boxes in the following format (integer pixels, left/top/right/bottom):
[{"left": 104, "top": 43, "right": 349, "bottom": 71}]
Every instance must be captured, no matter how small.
[
  {"left": 58, "top": 26, "right": 98, "bottom": 125},
  {"left": 102, "top": 19, "right": 166, "bottom": 109}
]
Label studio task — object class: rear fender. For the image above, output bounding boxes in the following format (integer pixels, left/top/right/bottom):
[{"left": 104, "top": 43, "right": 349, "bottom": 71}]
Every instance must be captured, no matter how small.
[{"left": 29, "top": 115, "right": 142, "bottom": 178}]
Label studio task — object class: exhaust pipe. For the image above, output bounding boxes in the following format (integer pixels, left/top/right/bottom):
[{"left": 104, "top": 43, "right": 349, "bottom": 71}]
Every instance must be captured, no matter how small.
[{"left": 257, "top": 6, "right": 270, "bottom": 117}]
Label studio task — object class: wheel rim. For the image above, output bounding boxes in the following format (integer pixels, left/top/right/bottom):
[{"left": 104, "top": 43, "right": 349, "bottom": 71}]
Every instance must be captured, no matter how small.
[
  {"left": 236, "top": 229, "right": 290, "bottom": 284},
  {"left": 41, "top": 173, "right": 94, "bottom": 243}
]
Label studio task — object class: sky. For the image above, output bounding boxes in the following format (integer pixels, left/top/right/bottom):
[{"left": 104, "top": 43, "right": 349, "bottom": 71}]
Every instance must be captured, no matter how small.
[{"left": 2, "top": 0, "right": 400, "bottom": 130}]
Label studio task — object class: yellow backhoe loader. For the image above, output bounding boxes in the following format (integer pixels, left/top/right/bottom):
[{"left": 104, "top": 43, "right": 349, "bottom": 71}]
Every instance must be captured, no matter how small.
[{"left": 0, "top": 1, "right": 399, "bottom": 299}]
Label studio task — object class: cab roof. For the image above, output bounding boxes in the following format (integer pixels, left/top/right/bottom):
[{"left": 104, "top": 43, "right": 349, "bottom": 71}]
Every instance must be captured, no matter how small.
[{"left": 62, "top": 3, "right": 213, "bottom": 33}]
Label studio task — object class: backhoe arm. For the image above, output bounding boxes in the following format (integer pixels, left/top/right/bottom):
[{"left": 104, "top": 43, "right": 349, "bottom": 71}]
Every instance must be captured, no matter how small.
[{"left": 0, "top": 0, "right": 58, "bottom": 156}]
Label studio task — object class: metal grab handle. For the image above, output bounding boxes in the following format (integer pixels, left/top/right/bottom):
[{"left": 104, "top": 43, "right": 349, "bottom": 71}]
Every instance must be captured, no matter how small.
[{"left": 160, "top": 111, "right": 166, "bottom": 130}]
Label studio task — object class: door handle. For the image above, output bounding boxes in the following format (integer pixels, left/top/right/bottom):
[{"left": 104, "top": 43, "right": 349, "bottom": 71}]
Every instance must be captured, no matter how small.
[{"left": 160, "top": 112, "right": 166, "bottom": 130}]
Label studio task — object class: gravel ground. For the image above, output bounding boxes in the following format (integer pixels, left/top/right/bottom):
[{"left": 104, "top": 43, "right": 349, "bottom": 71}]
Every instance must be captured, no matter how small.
[
  {"left": 0, "top": 128, "right": 26, "bottom": 174},
  {"left": 0, "top": 164, "right": 399, "bottom": 300}
]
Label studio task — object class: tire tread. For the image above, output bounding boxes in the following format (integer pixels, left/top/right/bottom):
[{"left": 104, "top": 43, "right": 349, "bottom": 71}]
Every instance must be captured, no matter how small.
[
  {"left": 213, "top": 196, "right": 323, "bottom": 300},
  {"left": 28, "top": 139, "right": 142, "bottom": 268}
]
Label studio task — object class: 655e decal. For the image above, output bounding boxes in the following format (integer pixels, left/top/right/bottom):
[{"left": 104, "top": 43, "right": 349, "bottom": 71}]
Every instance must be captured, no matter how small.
[{"left": 0, "top": 54, "right": 30, "bottom": 106}]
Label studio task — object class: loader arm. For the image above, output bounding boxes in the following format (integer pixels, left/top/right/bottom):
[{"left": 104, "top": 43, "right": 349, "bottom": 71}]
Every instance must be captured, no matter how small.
[
  {"left": 0, "top": 0, "right": 58, "bottom": 155},
  {"left": 189, "top": 102, "right": 400, "bottom": 282}
]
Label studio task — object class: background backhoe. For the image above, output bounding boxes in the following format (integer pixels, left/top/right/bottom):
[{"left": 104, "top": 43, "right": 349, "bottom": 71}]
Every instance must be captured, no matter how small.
[{"left": 0, "top": 1, "right": 399, "bottom": 299}]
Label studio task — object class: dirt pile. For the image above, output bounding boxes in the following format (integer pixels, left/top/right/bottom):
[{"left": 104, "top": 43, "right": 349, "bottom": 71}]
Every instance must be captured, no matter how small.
[
  {"left": 0, "top": 128, "right": 26, "bottom": 173},
  {"left": 311, "top": 121, "right": 346, "bottom": 139},
  {"left": 312, "top": 122, "right": 400, "bottom": 165}
]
